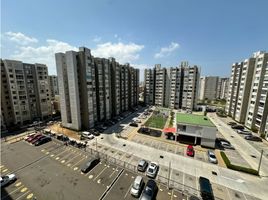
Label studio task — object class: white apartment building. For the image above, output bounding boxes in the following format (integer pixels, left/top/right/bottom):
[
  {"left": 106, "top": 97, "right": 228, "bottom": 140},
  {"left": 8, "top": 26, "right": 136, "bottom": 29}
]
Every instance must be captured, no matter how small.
[
  {"left": 217, "top": 78, "right": 229, "bottom": 99},
  {"left": 199, "top": 76, "right": 219, "bottom": 100},
  {"left": 226, "top": 51, "right": 268, "bottom": 136},
  {"left": 143, "top": 62, "right": 200, "bottom": 111},
  {"left": 245, "top": 52, "right": 268, "bottom": 132},
  {"left": 56, "top": 47, "right": 139, "bottom": 131},
  {"left": 1, "top": 59, "right": 51, "bottom": 130},
  {"left": 181, "top": 63, "right": 200, "bottom": 111}
]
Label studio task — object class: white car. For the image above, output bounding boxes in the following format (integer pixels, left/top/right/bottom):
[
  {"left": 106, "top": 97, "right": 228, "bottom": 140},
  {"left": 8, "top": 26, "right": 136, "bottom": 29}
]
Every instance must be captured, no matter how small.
[
  {"left": 146, "top": 162, "right": 159, "bottom": 178},
  {"left": 1, "top": 174, "right": 17, "bottom": 187},
  {"left": 82, "top": 132, "right": 94, "bottom": 140},
  {"left": 207, "top": 150, "right": 218, "bottom": 164}
]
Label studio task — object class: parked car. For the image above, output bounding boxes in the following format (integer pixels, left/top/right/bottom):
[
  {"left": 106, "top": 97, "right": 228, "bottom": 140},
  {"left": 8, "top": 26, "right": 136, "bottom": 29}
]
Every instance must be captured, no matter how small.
[
  {"left": 81, "top": 158, "right": 100, "bottom": 173},
  {"left": 30, "top": 135, "right": 45, "bottom": 144},
  {"left": 146, "top": 162, "right": 158, "bottom": 178},
  {"left": 34, "top": 136, "right": 52, "bottom": 146},
  {"left": 139, "top": 179, "right": 158, "bottom": 200},
  {"left": 130, "top": 176, "right": 144, "bottom": 197},
  {"left": 0, "top": 174, "right": 17, "bottom": 187},
  {"left": 231, "top": 125, "right": 244, "bottom": 130},
  {"left": 227, "top": 122, "right": 237, "bottom": 126},
  {"left": 199, "top": 176, "right": 214, "bottom": 200},
  {"left": 130, "top": 122, "right": 138, "bottom": 127},
  {"left": 137, "top": 159, "right": 148, "bottom": 172},
  {"left": 26, "top": 133, "right": 41, "bottom": 142},
  {"left": 220, "top": 141, "right": 235, "bottom": 149},
  {"left": 24, "top": 133, "right": 36, "bottom": 141},
  {"left": 81, "top": 131, "right": 94, "bottom": 140},
  {"left": 186, "top": 145, "right": 195, "bottom": 157},
  {"left": 244, "top": 135, "right": 262, "bottom": 142},
  {"left": 207, "top": 150, "right": 218, "bottom": 164},
  {"left": 237, "top": 129, "right": 252, "bottom": 135}
]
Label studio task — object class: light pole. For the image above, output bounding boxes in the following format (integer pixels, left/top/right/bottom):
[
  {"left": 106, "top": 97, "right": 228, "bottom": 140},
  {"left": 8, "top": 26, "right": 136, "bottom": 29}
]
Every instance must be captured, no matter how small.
[{"left": 258, "top": 149, "right": 264, "bottom": 175}]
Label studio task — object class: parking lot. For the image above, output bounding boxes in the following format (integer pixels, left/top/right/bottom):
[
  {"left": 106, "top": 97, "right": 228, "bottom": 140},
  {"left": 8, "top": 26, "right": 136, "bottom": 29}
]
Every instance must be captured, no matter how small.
[{"left": 1, "top": 139, "right": 189, "bottom": 200}]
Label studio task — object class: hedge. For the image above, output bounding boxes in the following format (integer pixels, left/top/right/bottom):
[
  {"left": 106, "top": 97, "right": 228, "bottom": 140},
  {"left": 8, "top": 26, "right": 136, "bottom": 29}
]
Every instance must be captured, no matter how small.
[{"left": 220, "top": 151, "right": 259, "bottom": 176}]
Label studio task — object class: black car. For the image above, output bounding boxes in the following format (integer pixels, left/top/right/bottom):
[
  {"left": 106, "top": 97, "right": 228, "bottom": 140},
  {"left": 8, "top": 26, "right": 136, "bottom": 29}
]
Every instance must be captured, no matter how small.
[
  {"left": 81, "top": 158, "right": 100, "bottom": 173},
  {"left": 231, "top": 125, "right": 244, "bottom": 130},
  {"left": 199, "top": 177, "right": 214, "bottom": 200},
  {"left": 130, "top": 122, "right": 138, "bottom": 127},
  {"left": 227, "top": 122, "right": 237, "bottom": 126},
  {"left": 140, "top": 180, "right": 158, "bottom": 200},
  {"left": 34, "top": 136, "right": 52, "bottom": 146},
  {"left": 137, "top": 159, "right": 148, "bottom": 172},
  {"left": 244, "top": 135, "right": 262, "bottom": 142}
]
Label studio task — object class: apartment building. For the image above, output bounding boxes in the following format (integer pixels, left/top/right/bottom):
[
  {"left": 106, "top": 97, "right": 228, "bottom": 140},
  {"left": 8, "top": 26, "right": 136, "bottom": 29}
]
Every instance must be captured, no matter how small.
[
  {"left": 217, "top": 78, "right": 229, "bottom": 99},
  {"left": 245, "top": 52, "right": 268, "bottom": 132},
  {"left": 199, "top": 76, "right": 219, "bottom": 100},
  {"left": 143, "top": 62, "right": 200, "bottom": 111},
  {"left": 181, "top": 63, "right": 200, "bottom": 111},
  {"left": 144, "top": 68, "right": 155, "bottom": 105},
  {"left": 49, "top": 75, "right": 59, "bottom": 100},
  {"left": 1, "top": 59, "right": 51, "bottom": 130},
  {"left": 56, "top": 47, "right": 139, "bottom": 131},
  {"left": 226, "top": 51, "right": 268, "bottom": 136}
]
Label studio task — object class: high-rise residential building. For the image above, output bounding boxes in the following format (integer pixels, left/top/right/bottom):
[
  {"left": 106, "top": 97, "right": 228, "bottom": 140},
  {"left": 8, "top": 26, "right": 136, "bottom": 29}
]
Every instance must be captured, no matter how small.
[
  {"left": 144, "top": 68, "right": 155, "bottom": 105},
  {"left": 1, "top": 59, "right": 51, "bottom": 130},
  {"left": 181, "top": 63, "right": 200, "bottom": 110},
  {"left": 143, "top": 62, "right": 200, "bottom": 111},
  {"left": 217, "top": 78, "right": 229, "bottom": 99},
  {"left": 56, "top": 47, "right": 139, "bottom": 131},
  {"left": 199, "top": 76, "right": 219, "bottom": 100},
  {"left": 226, "top": 51, "right": 268, "bottom": 136},
  {"left": 49, "top": 75, "right": 59, "bottom": 100},
  {"left": 245, "top": 52, "right": 268, "bottom": 132}
]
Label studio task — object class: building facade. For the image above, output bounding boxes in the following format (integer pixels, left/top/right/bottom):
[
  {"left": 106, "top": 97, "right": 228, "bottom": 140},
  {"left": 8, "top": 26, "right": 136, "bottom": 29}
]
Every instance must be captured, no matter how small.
[
  {"left": 143, "top": 62, "right": 200, "bottom": 111},
  {"left": 217, "top": 78, "right": 229, "bottom": 99},
  {"left": 199, "top": 76, "right": 219, "bottom": 100},
  {"left": 1, "top": 59, "right": 51, "bottom": 130},
  {"left": 226, "top": 51, "right": 268, "bottom": 137},
  {"left": 49, "top": 75, "right": 59, "bottom": 100},
  {"left": 56, "top": 47, "right": 139, "bottom": 131}
]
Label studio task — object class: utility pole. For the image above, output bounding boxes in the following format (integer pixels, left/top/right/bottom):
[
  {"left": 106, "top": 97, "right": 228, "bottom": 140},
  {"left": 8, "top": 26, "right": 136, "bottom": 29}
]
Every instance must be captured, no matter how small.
[{"left": 258, "top": 150, "right": 264, "bottom": 175}]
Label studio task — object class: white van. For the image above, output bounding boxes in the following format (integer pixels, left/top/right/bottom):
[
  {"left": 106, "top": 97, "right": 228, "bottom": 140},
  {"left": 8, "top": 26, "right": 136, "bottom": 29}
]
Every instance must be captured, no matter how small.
[{"left": 82, "top": 131, "right": 94, "bottom": 140}]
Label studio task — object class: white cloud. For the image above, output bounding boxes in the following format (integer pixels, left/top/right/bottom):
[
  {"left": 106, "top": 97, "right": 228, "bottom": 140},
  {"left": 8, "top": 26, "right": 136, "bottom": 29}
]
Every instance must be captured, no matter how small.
[
  {"left": 92, "top": 42, "right": 144, "bottom": 63},
  {"left": 92, "top": 36, "right": 102, "bottom": 43},
  {"left": 4, "top": 31, "right": 38, "bottom": 45},
  {"left": 154, "top": 42, "right": 180, "bottom": 58},
  {"left": 11, "top": 39, "right": 77, "bottom": 74}
]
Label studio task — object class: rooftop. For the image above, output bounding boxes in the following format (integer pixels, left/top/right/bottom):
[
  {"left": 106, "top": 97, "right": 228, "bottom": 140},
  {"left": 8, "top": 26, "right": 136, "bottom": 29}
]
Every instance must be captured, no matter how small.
[{"left": 176, "top": 113, "right": 215, "bottom": 127}]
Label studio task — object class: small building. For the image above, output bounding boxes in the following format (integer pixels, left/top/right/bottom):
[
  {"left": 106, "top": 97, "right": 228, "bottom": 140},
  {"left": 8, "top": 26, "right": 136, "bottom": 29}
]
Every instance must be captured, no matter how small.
[{"left": 176, "top": 113, "right": 217, "bottom": 148}]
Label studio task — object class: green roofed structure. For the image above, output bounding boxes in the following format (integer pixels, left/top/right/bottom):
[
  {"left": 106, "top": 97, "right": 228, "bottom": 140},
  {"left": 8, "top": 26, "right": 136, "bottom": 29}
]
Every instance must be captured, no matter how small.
[
  {"left": 176, "top": 113, "right": 215, "bottom": 127},
  {"left": 176, "top": 113, "right": 217, "bottom": 148}
]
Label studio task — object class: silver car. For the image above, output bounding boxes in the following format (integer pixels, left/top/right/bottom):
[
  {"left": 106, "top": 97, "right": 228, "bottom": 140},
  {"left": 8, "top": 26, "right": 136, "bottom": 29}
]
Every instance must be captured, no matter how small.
[
  {"left": 130, "top": 176, "right": 144, "bottom": 197},
  {"left": 207, "top": 150, "right": 218, "bottom": 164},
  {"left": 146, "top": 162, "right": 158, "bottom": 178}
]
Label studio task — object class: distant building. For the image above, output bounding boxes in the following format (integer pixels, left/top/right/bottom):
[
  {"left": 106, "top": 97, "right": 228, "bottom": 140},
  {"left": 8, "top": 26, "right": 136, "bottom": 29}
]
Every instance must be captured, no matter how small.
[
  {"left": 199, "top": 76, "right": 219, "bottom": 100},
  {"left": 56, "top": 47, "right": 139, "bottom": 131},
  {"left": 143, "top": 62, "right": 200, "bottom": 111},
  {"left": 49, "top": 75, "right": 59, "bottom": 100},
  {"left": 1, "top": 59, "right": 51, "bottom": 130},
  {"left": 226, "top": 51, "right": 268, "bottom": 137},
  {"left": 217, "top": 78, "right": 229, "bottom": 99}
]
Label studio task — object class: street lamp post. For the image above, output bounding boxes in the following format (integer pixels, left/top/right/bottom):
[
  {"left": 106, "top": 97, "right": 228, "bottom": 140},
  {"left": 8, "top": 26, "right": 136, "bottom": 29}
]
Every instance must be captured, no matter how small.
[{"left": 257, "top": 149, "right": 264, "bottom": 175}]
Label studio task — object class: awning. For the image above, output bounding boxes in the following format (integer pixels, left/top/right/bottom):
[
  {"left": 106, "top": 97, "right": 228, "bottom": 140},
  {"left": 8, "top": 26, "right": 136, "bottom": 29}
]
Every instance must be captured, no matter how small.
[{"left": 162, "top": 127, "right": 176, "bottom": 133}]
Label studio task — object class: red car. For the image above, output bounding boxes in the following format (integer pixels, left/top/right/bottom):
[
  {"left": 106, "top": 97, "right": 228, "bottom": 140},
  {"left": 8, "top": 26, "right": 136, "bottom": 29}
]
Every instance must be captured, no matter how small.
[
  {"left": 186, "top": 145, "right": 194, "bottom": 157},
  {"left": 26, "top": 134, "right": 41, "bottom": 142},
  {"left": 29, "top": 135, "right": 44, "bottom": 144}
]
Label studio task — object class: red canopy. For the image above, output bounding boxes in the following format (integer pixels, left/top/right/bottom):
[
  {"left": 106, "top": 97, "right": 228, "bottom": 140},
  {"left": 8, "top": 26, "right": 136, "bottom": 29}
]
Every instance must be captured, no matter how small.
[{"left": 162, "top": 127, "right": 176, "bottom": 133}]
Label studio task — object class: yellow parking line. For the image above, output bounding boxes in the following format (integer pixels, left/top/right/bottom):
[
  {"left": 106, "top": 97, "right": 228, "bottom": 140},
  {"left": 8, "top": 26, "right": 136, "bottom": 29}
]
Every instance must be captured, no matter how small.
[
  {"left": 20, "top": 187, "right": 28, "bottom": 192},
  {"left": 0, "top": 165, "right": 4, "bottom": 168},
  {"left": 15, "top": 182, "right": 22, "bottom": 187},
  {"left": 15, "top": 191, "right": 30, "bottom": 200},
  {"left": 71, "top": 155, "right": 86, "bottom": 168},
  {"left": 2, "top": 168, "right": 8, "bottom": 173},
  {"left": 2, "top": 185, "right": 24, "bottom": 199},
  {"left": 26, "top": 193, "right": 33, "bottom": 199}
]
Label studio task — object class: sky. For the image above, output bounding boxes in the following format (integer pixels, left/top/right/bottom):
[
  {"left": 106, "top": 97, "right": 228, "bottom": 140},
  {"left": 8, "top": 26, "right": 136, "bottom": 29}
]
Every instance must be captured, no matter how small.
[{"left": 1, "top": 0, "right": 268, "bottom": 81}]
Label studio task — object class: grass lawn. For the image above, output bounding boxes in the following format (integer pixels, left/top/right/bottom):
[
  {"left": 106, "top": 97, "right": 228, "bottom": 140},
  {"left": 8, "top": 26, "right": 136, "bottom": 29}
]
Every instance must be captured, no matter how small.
[{"left": 144, "top": 114, "right": 167, "bottom": 129}]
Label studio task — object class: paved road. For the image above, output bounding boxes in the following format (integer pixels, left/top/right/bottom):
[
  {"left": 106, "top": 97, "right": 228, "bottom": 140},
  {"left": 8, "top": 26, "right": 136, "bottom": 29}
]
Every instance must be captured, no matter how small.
[
  {"left": 91, "top": 111, "right": 267, "bottom": 200},
  {"left": 208, "top": 113, "right": 268, "bottom": 176}
]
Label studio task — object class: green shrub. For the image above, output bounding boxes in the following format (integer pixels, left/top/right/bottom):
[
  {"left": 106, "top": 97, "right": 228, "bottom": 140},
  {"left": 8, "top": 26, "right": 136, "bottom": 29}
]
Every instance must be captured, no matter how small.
[
  {"left": 220, "top": 151, "right": 259, "bottom": 176},
  {"left": 260, "top": 132, "right": 266, "bottom": 139}
]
